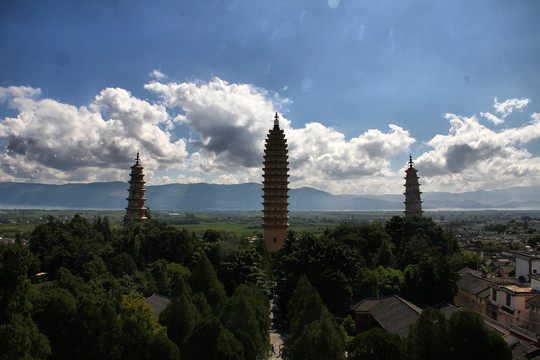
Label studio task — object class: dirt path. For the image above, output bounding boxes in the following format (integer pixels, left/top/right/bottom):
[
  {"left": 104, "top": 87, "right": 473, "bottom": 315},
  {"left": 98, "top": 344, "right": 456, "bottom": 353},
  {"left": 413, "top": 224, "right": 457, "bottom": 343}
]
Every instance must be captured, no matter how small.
[{"left": 269, "top": 299, "right": 287, "bottom": 359}]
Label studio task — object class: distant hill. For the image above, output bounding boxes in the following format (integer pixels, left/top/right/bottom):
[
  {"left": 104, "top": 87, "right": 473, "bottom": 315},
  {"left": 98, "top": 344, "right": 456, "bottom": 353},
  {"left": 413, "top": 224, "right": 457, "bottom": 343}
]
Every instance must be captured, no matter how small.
[{"left": 0, "top": 182, "right": 539, "bottom": 211}]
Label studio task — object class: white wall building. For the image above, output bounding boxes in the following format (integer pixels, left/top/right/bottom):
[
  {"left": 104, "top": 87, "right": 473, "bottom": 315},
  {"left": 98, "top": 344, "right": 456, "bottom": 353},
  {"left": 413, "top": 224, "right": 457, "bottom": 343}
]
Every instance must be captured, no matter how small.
[{"left": 515, "top": 252, "right": 540, "bottom": 282}]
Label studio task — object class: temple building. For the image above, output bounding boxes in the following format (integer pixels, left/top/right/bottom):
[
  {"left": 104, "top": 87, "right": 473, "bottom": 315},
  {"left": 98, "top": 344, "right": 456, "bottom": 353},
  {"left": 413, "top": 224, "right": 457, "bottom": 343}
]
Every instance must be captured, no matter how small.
[
  {"left": 124, "top": 152, "right": 148, "bottom": 224},
  {"left": 262, "top": 113, "right": 290, "bottom": 252},
  {"left": 403, "top": 155, "right": 423, "bottom": 217}
]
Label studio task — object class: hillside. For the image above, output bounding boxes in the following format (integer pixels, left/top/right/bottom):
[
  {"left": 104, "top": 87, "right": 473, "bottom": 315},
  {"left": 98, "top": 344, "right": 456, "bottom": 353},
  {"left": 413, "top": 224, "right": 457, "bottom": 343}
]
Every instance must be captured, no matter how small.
[{"left": 0, "top": 182, "right": 539, "bottom": 211}]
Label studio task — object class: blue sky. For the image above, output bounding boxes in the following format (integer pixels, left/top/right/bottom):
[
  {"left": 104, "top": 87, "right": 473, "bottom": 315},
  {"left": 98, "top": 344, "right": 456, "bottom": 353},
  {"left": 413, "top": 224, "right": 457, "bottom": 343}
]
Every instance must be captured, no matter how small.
[{"left": 1, "top": 0, "right": 540, "bottom": 195}]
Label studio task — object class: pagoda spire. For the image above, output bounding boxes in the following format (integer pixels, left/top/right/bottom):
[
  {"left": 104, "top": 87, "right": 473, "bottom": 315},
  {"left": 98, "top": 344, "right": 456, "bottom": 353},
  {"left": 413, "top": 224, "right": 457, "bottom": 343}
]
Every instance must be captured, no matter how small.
[
  {"left": 403, "top": 155, "right": 423, "bottom": 217},
  {"left": 124, "top": 153, "right": 148, "bottom": 224},
  {"left": 262, "top": 112, "right": 290, "bottom": 252}
]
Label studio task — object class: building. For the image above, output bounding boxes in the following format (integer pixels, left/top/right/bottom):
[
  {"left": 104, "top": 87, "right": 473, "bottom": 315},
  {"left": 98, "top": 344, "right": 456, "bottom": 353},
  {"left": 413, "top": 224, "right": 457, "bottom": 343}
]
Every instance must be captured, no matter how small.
[
  {"left": 489, "top": 281, "right": 537, "bottom": 327},
  {"left": 350, "top": 295, "right": 422, "bottom": 337},
  {"left": 124, "top": 152, "right": 148, "bottom": 224},
  {"left": 262, "top": 113, "right": 290, "bottom": 252},
  {"left": 516, "top": 251, "right": 540, "bottom": 282},
  {"left": 403, "top": 155, "right": 423, "bottom": 217},
  {"left": 454, "top": 272, "right": 492, "bottom": 316}
]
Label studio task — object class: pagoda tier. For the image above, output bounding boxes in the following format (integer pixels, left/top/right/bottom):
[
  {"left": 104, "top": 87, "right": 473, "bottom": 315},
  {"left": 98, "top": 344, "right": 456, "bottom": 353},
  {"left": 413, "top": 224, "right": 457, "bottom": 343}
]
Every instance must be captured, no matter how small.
[
  {"left": 124, "top": 153, "right": 148, "bottom": 224},
  {"left": 262, "top": 113, "right": 290, "bottom": 252},
  {"left": 403, "top": 155, "right": 423, "bottom": 218}
]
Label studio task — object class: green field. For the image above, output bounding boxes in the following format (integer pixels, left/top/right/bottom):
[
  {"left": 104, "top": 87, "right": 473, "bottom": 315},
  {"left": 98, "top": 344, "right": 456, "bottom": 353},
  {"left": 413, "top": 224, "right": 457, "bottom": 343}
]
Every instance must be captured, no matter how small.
[
  {"left": 2, "top": 208, "right": 538, "bottom": 239},
  {"left": 0, "top": 209, "right": 402, "bottom": 239}
]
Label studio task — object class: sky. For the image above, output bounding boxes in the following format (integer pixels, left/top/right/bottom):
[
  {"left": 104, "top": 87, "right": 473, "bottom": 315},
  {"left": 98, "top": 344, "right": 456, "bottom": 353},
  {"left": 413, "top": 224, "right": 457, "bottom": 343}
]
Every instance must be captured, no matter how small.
[{"left": 1, "top": 0, "right": 540, "bottom": 195}]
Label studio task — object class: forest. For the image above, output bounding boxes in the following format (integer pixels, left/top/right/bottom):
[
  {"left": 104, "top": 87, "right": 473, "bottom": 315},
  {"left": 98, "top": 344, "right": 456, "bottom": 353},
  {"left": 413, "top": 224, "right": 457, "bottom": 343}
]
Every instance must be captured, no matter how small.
[{"left": 0, "top": 214, "right": 512, "bottom": 359}]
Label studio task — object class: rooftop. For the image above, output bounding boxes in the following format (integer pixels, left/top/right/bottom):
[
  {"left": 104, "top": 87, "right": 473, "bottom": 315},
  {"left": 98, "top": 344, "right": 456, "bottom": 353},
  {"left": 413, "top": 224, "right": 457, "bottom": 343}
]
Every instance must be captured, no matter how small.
[
  {"left": 350, "top": 295, "right": 422, "bottom": 337},
  {"left": 457, "top": 272, "right": 492, "bottom": 297},
  {"left": 145, "top": 294, "right": 170, "bottom": 319}
]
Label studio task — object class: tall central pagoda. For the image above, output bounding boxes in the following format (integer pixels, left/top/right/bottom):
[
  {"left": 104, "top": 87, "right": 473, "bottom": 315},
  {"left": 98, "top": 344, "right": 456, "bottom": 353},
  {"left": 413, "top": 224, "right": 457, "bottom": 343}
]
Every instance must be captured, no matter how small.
[
  {"left": 403, "top": 155, "right": 423, "bottom": 217},
  {"left": 262, "top": 113, "right": 290, "bottom": 252},
  {"left": 124, "top": 152, "right": 148, "bottom": 224}
]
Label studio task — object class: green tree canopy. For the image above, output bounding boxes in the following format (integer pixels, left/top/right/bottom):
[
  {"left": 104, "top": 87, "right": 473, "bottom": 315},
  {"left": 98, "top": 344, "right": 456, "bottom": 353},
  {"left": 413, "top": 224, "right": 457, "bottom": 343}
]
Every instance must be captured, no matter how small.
[
  {"left": 405, "top": 307, "right": 450, "bottom": 360},
  {"left": 189, "top": 254, "right": 227, "bottom": 315},
  {"left": 347, "top": 327, "right": 403, "bottom": 360}
]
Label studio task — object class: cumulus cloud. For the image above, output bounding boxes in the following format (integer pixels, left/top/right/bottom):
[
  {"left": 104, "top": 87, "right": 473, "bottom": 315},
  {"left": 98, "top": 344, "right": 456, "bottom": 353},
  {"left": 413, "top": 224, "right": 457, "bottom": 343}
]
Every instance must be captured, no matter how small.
[
  {"left": 149, "top": 69, "right": 168, "bottom": 82},
  {"left": 481, "top": 98, "right": 530, "bottom": 125},
  {"left": 8, "top": 79, "right": 536, "bottom": 195},
  {"left": 0, "top": 86, "right": 187, "bottom": 183},
  {"left": 288, "top": 123, "right": 414, "bottom": 190},
  {"left": 145, "top": 77, "right": 286, "bottom": 174},
  {"left": 494, "top": 97, "right": 530, "bottom": 118},
  {"left": 480, "top": 111, "right": 504, "bottom": 125},
  {"left": 0, "top": 77, "right": 418, "bottom": 193},
  {"left": 415, "top": 109, "right": 540, "bottom": 192},
  {"left": 145, "top": 77, "right": 416, "bottom": 193}
]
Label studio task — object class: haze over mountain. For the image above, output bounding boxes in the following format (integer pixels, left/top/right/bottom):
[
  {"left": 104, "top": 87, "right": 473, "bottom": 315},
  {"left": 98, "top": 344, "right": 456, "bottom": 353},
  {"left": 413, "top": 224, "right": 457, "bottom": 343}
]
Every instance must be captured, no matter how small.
[{"left": 0, "top": 182, "right": 538, "bottom": 211}]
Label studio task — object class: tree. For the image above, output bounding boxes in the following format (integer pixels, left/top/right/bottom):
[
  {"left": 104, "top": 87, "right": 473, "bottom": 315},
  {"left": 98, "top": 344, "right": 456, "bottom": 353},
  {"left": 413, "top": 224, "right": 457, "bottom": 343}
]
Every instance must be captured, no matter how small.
[
  {"left": 189, "top": 254, "right": 227, "bottom": 315},
  {"left": 33, "top": 288, "right": 78, "bottom": 358},
  {"left": 528, "top": 235, "right": 540, "bottom": 248},
  {"left": 73, "top": 298, "right": 123, "bottom": 359},
  {"left": 119, "top": 293, "right": 162, "bottom": 334},
  {"left": 220, "top": 246, "right": 269, "bottom": 295},
  {"left": 0, "top": 243, "right": 34, "bottom": 322},
  {"left": 449, "top": 311, "right": 511, "bottom": 360},
  {"left": 159, "top": 295, "right": 201, "bottom": 348},
  {"left": 348, "top": 327, "right": 403, "bottom": 360},
  {"left": 203, "top": 229, "right": 223, "bottom": 243},
  {"left": 183, "top": 315, "right": 244, "bottom": 360},
  {"left": 149, "top": 329, "right": 181, "bottom": 360},
  {"left": 285, "top": 276, "right": 345, "bottom": 360},
  {"left": 405, "top": 307, "right": 450, "bottom": 360},
  {"left": 402, "top": 255, "right": 458, "bottom": 307},
  {"left": 287, "top": 313, "right": 345, "bottom": 360},
  {"left": 146, "top": 259, "right": 170, "bottom": 295},
  {"left": 30, "top": 215, "right": 111, "bottom": 278},
  {"left": 0, "top": 313, "right": 51, "bottom": 360},
  {"left": 274, "top": 233, "right": 357, "bottom": 317},
  {"left": 220, "top": 284, "right": 270, "bottom": 360}
]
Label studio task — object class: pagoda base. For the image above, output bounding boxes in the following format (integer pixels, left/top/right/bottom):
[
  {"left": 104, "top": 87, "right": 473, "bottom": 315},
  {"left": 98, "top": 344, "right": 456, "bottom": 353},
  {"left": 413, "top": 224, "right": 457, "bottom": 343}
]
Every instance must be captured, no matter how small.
[{"left": 263, "top": 224, "right": 288, "bottom": 253}]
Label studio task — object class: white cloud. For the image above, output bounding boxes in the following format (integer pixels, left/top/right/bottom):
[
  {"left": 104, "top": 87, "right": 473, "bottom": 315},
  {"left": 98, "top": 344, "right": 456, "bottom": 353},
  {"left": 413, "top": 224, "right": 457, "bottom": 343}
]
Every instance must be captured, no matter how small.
[
  {"left": 479, "top": 98, "right": 530, "bottom": 126},
  {"left": 0, "top": 78, "right": 418, "bottom": 194},
  {"left": 0, "top": 86, "right": 188, "bottom": 183},
  {"left": 145, "top": 77, "right": 416, "bottom": 194},
  {"left": 480, "top": 112, "right": 504, "bottom": 125},
  {"left": 214, "top": 174, "right": 242, "bottom": 185},
  {"left": 3, "top": 81, "right": 536, "bottom": 196},
  {"left": 149, "top": 69, "right": 168, "bottom": 82},
  {"left": 145, "top": 77, "right": 287, "bottom": 175},
  {"left": 415, "top": 109, "right": 540, "bottom": 192},
  {"left": 494, "top": 97, "right": 530, "bottom": 118},
  {"left": 287, "top": 123, "right": 414, "bottom": 192}
]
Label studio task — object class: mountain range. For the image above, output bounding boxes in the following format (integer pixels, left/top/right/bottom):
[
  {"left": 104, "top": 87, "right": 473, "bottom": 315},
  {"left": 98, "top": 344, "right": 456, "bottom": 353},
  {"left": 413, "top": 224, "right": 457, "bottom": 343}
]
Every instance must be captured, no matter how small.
[{"left": 0, "top": 182, "right": 539, "bottom": 211}]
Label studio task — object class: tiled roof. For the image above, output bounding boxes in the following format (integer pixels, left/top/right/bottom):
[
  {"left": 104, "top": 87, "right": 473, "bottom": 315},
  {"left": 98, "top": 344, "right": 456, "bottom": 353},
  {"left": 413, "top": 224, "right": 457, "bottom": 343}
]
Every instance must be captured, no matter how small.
[
  {"left": 351, "top": 295, "right": 422, "bottom": 338},
  {"left": 457, "top": 267, "right": 483, "bottom": 277},
  {"left": 145, "top": 293, "right": 171, "bottom": 319},
  {"left": 490, "top": 277, "right": 519, "bottom": 285},
  {"left": 458, "top": 273, "right": 492, "bottom": 297},
  {"left": 433, "top": 302, "right": 460, "bottom": 319},
  {"left": 350, "top": 298, "right": 383, "bottom": 313}
]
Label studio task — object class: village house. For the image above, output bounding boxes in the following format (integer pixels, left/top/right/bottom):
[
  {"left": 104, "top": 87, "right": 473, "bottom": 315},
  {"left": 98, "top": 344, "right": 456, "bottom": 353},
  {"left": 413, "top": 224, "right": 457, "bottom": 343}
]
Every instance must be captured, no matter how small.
[{"left": 350, "top": 295, "right": 422, "bottom": 338}]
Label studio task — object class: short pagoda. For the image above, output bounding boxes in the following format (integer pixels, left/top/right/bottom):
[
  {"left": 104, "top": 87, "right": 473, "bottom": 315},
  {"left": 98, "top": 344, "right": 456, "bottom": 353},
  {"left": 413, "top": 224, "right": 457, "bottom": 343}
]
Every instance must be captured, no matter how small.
[
  {"left": 403, "top": 155, "right": 423, "bottom": 217},
  {"left": 262, "top": 113, "right": 290, "bottom": 252},
  {"left": 124, "top": 152, "right": 148, "bottom": 224}
]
